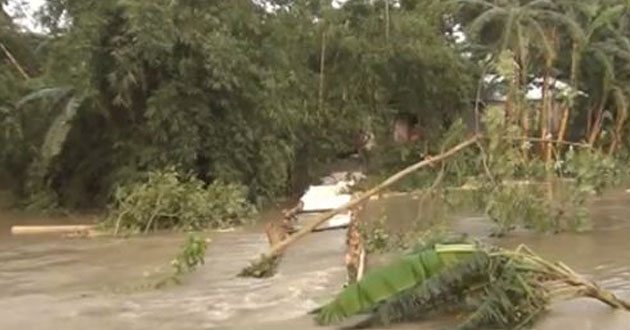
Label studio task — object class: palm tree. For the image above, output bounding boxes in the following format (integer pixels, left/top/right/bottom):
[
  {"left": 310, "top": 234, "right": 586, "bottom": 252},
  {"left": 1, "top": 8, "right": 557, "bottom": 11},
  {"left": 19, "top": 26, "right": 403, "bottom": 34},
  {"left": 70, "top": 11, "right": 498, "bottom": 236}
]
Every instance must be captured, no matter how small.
[
  {"left": 453, "top": 0, "right": 584, "bottom": 159},
  {"left": 556, "top": 2, "right": 630, "bottom": 151}
]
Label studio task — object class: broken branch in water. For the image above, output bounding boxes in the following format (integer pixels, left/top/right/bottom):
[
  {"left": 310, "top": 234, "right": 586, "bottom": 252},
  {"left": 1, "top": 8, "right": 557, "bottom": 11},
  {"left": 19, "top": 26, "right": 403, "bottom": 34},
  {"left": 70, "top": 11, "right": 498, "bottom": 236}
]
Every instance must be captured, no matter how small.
[{"left": 239, "top": 135, "right": 480, "bottom": 278}]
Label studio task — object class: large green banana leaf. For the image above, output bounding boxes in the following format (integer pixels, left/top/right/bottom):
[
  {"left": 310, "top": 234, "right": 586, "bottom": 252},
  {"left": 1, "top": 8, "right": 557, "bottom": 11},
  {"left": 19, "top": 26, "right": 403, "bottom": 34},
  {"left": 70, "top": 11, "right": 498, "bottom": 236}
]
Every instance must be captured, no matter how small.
[{"left": 314, "top": 243, "right": 480, "bottom": 325}]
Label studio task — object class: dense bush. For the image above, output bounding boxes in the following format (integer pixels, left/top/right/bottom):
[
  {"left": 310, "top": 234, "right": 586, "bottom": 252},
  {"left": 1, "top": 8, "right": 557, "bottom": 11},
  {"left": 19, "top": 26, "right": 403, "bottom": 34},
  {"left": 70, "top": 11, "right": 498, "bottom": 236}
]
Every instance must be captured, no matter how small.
[{"left": 104, "top": 168, "right": 254, "bottom": 234}]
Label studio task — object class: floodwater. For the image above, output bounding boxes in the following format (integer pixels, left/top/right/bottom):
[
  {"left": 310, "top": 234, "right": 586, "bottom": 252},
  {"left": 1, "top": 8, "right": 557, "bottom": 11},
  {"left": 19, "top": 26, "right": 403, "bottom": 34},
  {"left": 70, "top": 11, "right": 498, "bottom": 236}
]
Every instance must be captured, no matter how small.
[{"left": 1, "top": 191, "right": 630, "bottom": 330}]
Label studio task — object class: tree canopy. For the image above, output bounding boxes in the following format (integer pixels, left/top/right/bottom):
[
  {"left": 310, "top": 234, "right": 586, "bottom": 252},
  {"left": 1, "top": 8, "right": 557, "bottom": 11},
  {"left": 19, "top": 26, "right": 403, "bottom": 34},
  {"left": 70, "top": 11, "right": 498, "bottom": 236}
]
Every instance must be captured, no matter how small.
[{"left": 2, "top": 0, "right": 630, "bottom": 210}]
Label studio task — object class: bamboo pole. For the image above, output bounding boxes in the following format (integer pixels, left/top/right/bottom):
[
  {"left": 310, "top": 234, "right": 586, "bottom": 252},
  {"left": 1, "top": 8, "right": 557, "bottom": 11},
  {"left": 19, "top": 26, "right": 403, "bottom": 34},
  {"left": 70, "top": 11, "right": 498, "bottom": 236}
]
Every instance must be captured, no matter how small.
[
  {"left": 239, "top": 136, "right": 480, "bottom": 276},
  {"left": 556, "top": 106, "right": 570, "bottom": 147},
  {"left": 11, "top": 225, "right": 95, "bottom": 235},
  {"left": 318, "top": 29, "right": 327, "bottom": 115},
  {"left": 0, "top": 42, "right": 30, "bottom": 79}
]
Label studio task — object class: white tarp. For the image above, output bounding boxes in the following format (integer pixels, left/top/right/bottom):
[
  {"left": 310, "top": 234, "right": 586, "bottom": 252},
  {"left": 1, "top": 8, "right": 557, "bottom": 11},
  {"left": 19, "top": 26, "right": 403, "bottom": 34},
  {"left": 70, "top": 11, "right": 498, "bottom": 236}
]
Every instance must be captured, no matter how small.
[
  {"left": 327, "top": 213, "right": 352, "bottom": 227},
  {"left": 296, "top": 171, "right": 365, "bottom": 229},
  {"left": 300, "top": 183, "right": 352, "bottom": 212}
]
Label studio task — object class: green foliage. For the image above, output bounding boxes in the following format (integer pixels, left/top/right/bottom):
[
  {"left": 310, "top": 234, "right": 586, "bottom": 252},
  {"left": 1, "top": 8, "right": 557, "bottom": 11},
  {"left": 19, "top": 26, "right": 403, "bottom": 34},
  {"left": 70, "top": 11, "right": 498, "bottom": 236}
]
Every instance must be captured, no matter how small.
[
  {"left": 123, "top": 233, "right": 209, "bottom": 291},
  {"left": 485, "top": 184, "right": 546, "bottom": 235},
  {"left": 355, "top": 252, "right": 492, "bottom": 328},
  {"left": 313, "top": 243, "right": 478, "bottom": 325},
  {"left": 361, "top": 214, "right": 394, "bottom": 253},
  {"left": 104, "top": 168, "right": 254, "bottom": 234},
  {"left": 358, "top": 104, "right": 613, "bottom": 237},
  {"left": 360, "top": 209, "right": 456, "bottom": 254},
  {"left": 170, "top": 234, "right": 208, "bottom": 278},
  {"left": 314, "top": 240, "right": 628, "bottom": 330},
  {"left": 1, "top": 0, "right": 477, "bottom": 209},
  {"left": 561, "top": 147, "right": 625, "bottom": 194},
  {"left": 4, "top": 0, "right": 630, "bottom": 223},
  {"left": 477, "top": 107, "right": 594, "bottom": 235}
]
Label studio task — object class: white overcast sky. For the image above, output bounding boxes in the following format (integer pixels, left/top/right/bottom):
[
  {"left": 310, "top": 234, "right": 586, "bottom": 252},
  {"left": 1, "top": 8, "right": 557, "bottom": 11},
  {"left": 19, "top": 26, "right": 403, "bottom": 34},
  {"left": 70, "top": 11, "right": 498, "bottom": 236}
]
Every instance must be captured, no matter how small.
[
  {"left": 5, "top": 0, "right": 348, "bottom": 32},
  {"left": 4, "top": 0, "right": 45, "bottom": 32}
]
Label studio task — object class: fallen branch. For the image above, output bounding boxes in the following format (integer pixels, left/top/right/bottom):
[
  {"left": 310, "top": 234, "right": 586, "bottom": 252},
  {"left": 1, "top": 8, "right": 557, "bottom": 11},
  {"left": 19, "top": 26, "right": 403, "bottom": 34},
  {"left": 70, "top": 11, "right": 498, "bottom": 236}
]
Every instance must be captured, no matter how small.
[{"left": 239, "top": 135, "right": 480, "bottom": 277}]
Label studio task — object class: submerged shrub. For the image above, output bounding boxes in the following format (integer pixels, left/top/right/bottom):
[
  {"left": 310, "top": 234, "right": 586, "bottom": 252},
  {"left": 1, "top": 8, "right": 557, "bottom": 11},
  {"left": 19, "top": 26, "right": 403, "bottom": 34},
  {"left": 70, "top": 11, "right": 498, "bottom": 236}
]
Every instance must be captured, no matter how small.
[
  {"left": 104, "top": 168, "right": 254, "bottom": 234},
  {"left": 561, "top": 147, "right": 625, "bottom": 194},
  {"left": 171, "top": 234, "right": 208, "bottom": 278}
]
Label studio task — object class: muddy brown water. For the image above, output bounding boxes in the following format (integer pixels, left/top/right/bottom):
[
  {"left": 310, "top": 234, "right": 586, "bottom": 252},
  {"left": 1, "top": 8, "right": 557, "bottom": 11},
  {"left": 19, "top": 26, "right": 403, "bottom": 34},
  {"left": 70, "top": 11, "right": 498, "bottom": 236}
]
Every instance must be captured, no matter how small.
[{"left": 1, "top": 191, "right": 630, "bottom": 329}]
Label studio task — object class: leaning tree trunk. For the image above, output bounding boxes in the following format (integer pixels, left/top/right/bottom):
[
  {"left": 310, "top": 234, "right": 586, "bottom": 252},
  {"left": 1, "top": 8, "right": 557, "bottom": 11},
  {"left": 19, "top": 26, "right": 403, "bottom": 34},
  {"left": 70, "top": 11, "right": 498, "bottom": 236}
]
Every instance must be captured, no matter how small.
[
  {"left": 239, "top": 136, "right": 480, "bottom": 277},
  {"left": 0, "top": 42, "right": 29, "bottom": 79}
]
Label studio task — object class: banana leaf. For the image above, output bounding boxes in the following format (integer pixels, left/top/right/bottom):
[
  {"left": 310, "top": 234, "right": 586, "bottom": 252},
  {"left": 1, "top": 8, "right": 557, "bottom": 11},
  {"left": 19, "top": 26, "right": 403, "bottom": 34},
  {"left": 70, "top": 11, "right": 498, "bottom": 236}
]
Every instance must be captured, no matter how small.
[{"left": 313, "top": 243, "right": 479, "bottom": 325}]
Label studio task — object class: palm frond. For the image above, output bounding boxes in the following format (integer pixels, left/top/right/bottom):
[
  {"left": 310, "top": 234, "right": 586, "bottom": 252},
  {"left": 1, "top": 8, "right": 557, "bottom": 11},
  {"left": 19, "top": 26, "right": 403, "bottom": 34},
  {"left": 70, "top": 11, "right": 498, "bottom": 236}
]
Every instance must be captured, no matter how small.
[
  {"left": 468, "top": 7, "right": 507, "bottom": 40},
  {"left": 40, "top": 96, "right": 84, "bottom": 165},
  {"left": 500, "top": 9, "right": 518, "bottom": 52},
  {"left": 528, "top": 21, "right": 555, "bottom": 63},
  {"left": 447, "top": 0, "right": 497, "bottom": 10},
  {"left": 588, "top": 5, "right": 626, "bottom": 38},
  {"left": 524, "top": 0, "right": 558, "bottom": 10},
  {"left": 16, "top": 87, "right": 73, "bottom": 109}
]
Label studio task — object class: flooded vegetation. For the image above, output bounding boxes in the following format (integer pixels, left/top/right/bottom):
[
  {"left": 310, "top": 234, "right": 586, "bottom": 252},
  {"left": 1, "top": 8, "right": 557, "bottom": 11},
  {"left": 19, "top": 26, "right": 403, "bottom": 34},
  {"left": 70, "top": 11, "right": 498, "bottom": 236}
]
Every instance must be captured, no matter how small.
[
  {"left": 4, "top": 0, "right": 630, "bottom": 329},
  {"left": 2, "top": 190, "right": 630, "bottom": 329}
]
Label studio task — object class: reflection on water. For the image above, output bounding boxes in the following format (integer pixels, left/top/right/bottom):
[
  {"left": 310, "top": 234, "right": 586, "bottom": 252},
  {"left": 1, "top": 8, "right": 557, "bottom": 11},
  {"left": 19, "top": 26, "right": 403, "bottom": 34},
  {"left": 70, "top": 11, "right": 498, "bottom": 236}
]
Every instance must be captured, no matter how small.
[{"left": 1, "top": 190, "right": 630, "bottom": 329}]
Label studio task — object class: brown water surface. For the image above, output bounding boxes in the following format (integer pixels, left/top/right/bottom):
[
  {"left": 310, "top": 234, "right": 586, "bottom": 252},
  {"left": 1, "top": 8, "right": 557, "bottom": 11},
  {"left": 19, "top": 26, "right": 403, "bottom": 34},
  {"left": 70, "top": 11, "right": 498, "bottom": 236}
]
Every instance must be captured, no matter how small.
[{"left": 1, "top": 191, "right": 630, "bottom": 329}]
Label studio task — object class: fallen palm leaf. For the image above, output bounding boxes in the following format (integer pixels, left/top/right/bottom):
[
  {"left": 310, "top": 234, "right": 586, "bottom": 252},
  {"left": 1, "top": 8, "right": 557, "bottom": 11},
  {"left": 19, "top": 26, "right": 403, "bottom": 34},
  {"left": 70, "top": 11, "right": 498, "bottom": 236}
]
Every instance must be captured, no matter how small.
[{"left": 312, "top": 241, "right": 630, "bottom": 329}]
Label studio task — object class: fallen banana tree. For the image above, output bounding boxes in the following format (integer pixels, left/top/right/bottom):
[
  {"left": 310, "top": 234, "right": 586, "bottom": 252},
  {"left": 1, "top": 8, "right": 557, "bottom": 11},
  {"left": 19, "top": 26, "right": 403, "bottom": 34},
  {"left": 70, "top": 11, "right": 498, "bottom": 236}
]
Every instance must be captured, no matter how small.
[
  {"left": 239, "top": 136, "right": 480, "bottom": 278},
  {"left": 312, "top": 240, "right": 630, "bottom": 329}
]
